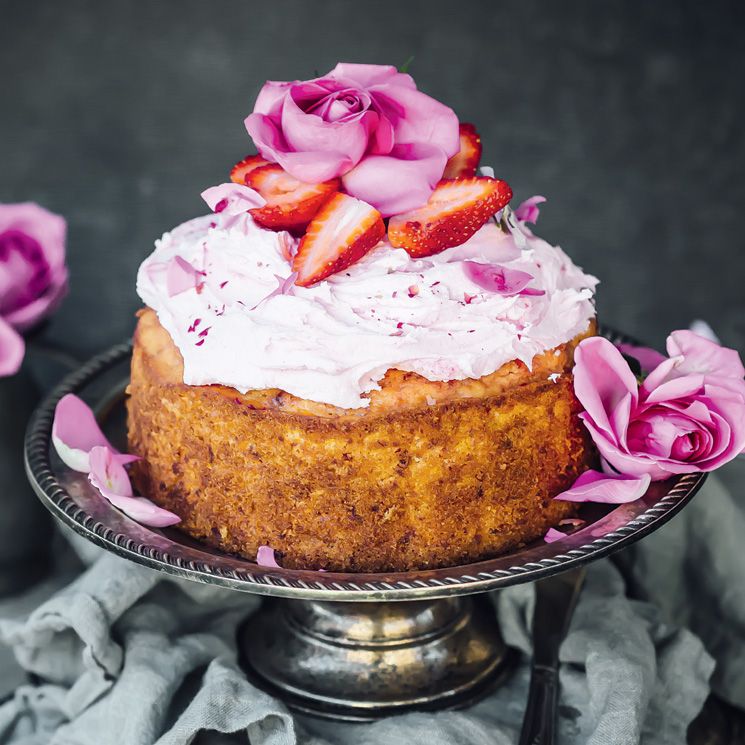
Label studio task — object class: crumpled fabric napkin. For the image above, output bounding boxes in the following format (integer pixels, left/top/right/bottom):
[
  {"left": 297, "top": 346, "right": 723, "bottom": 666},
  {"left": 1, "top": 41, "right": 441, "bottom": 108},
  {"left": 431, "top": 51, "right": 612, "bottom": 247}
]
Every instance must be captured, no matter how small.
[{"left": 2, "top": 464, "right": 745, "bottom": 744}]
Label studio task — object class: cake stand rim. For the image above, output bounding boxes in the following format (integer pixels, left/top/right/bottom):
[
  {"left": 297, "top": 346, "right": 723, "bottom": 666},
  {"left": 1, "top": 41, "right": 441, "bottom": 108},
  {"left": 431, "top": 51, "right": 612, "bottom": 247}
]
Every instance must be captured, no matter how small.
[{"left": 24, "top": 330, "right": 707, "bottom": 601}]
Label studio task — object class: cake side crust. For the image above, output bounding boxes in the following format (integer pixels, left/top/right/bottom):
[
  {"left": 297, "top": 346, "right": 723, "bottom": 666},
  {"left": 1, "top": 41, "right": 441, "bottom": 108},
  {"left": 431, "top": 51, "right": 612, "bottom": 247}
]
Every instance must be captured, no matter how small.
[{"left": 127, "top": 312, "right": 596, "bottom": 571}]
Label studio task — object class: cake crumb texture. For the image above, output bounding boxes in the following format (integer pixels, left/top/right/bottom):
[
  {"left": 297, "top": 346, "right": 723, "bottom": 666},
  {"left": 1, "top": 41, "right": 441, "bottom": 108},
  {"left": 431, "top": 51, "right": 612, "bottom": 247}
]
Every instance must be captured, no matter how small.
[{"left": 128, "top": 309, "right": 595, "bottom": 571}]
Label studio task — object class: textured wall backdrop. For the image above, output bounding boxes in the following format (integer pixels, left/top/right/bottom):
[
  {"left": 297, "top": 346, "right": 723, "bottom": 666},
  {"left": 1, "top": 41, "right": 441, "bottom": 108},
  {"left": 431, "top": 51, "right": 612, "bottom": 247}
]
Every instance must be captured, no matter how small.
[{"left": 1, "top": 0, "right": 744, "bottom": 357}]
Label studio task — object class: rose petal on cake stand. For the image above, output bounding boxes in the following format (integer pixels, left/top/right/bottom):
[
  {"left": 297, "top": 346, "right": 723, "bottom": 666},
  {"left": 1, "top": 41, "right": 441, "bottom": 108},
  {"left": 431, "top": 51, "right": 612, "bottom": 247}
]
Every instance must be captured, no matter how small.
[
  {"left": 88, "top": 446, "right": 180, "bottom": 527},
  {"left": 554, "top": 469, "right": 651, "bottom": 504},
  {"left": 52, "top": 393, "right": 138, "bottom": 472}
]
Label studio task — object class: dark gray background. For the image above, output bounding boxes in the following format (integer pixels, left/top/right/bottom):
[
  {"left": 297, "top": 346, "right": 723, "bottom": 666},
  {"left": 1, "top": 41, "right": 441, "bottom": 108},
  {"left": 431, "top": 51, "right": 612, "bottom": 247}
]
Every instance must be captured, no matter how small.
[{"left": 2, "top": 0, "right": 744, "bottom": 358}]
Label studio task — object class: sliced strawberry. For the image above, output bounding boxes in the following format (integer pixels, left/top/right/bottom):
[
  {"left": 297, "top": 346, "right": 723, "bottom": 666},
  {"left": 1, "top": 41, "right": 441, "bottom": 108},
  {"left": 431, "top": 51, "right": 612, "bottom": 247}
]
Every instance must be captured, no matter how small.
[
  {"left": 293, "top": 193, "right": 385, "bottom": 287},
  {"left": 387, "top": 177, "right": 513, "bottom": 258},
  {"left": 230, "top": 154, "right": 270, "bottom": 185},
  {"left": 246, "top": 164, "right": 340, "bottom": 232},
  {"left": 442, "top": 123, "right": 482, "bottom": 179}
]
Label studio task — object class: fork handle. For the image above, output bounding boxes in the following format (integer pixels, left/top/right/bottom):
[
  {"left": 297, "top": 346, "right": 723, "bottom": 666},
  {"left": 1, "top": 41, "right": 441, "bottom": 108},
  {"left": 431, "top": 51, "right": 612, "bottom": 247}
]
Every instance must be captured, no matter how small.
[{"left": 518, "top": 665, "right": 559, "bottom": 745}]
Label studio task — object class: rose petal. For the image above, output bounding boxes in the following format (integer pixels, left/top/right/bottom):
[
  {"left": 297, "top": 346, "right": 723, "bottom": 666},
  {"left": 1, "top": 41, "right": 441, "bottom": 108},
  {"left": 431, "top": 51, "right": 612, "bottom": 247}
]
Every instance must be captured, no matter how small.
[
  {"left": 573, "top": 337, "right": 639, "bottom": 442},
  {"left": 88, "top": 446, "right": 180, "bottom": 527},
  {"left": 554, "top": 469, "right": 651, "bottom": 503},
  {"left": 667, "top": 329, "right": 745, "bottom": 380},
  {"left": 462, "top": 261, "right": 544, "bottom": 297},
  {"left": 257, "top": 545, "right": 280, "bottom": 568},
  {"left": 251, "top": 272, "right": 298, "bottom": 310},
  {"left": 166, "top": 256, "right": 202, "bottom": 297},
  {"left": 51, "top": 393, "right": 137, "bottom": 472},
  {"left": 342, "top": 142, "right": 449, "bottom": 216},
  {"left": 544, "top": 527, "right": 566, "bottom": 543},
  {"left": 201, "top": 183, "right": 265, "bottom": 215},
  {"left": 330, "top": 63, "right": 416, "bottom": 89},
  {"left": 245, "top": 112, "right": 357, "bottom": 183},
  {"left": 643, "top": 373, "right": 705, "bottom": 405},
  {"left": 616, "top": 343, "right": 667, "bottom": 375},
  {"left": 52, "top": 394, "right": 116, "bottom": 471},
  {"left": 0, "top": 317, "right": 24, "bottom": 377},
  {"left": 514, "top": 195, "right": 546, "bottom": 224},
  {"left": 0, "top": 203, "right": 68, "bottom": 331},
  {"left": 367, "top": 84, "right": 460, "bottom": 161},
  {"left": 281, "top": 87, "right": 374, "bottom": 166}
]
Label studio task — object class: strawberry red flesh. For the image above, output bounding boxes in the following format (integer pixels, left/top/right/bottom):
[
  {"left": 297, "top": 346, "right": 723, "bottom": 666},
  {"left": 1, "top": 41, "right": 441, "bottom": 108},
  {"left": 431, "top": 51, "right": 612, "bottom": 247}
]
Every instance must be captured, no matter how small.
[
  {"left": 387, "top": 176, "right": 512, "bottom": 258},
  {"left": 442, "top": 123, "right": 482, "bottom": 179},
  {"left": 292, "top": 193, "right": 385, "bottom": 287},
  {"left": 246, "top": 164, "right": 340, "bottom": 232},
  {"left": 230, "top": 154, "right": 271, "bottom": 185}
]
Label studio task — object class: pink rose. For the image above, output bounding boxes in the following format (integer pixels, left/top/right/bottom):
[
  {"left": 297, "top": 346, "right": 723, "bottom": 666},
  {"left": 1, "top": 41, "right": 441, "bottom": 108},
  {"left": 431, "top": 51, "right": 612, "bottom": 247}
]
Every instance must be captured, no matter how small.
[
  {"left": 0, "top": 203, "right": 68, "bottom": 377},
  {"left": 574, "top": 332, "right": 745, "bottom": 480},
  {"left": 245, "top": 63, "right": 460, "bottom": 217}
]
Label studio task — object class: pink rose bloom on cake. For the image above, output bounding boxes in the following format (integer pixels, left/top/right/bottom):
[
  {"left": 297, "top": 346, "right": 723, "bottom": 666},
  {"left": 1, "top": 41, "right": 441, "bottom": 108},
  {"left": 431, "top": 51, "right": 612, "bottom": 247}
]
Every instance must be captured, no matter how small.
[
  {"left": 0, "top": 202, "right": 68, "bottom": 377},
  {"left": 244, "top": 63, "right": 460, "bottom": 216},
  {"left": 574, "top": 331, "right": 745, "bottom": 481}
]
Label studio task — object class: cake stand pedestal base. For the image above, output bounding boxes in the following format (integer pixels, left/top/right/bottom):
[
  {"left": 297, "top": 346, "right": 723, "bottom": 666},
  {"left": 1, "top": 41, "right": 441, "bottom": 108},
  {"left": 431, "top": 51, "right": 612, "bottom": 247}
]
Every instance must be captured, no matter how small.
[{"left": 239, "top": 595, "right": 512, "bottom": 721}]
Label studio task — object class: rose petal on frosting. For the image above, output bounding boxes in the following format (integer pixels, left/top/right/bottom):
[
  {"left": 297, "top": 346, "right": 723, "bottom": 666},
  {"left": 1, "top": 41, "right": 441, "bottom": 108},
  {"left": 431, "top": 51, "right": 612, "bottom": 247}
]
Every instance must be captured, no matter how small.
[
  {"left": 667, "top": 329, "right": 745, "bottom": 380},
  {"left": 256, "top": 545, "right": 280, "bottom": 568},
  {"left": 462, "top": 261, "right": 543, "bottom": 297},
  {"left": 514, "top": 195, "right": 546, "bottom": 224},
  {"left": 342, "top": 142, "right": 449, "bottom": 216},
  {"left": 52, "top": 393, "right": 137, "bottom": 472},
  {"left": 0, "top": 317, "right": 24, "bottom": 377},
  {"left": 166, "top": 256, "right": 202, "bottom": 297},
  {"left": 201, "top": 183, "right": 265, "bottom": 214},
  {"left": 544, "top": 527, "right": 566, "bottom": 543},
  {"left": 88, "top": 446, "right": 180, "bottom": 527},
  {"left": 554, "top": 469, "right": 651, "bottom": 503},
  {"left": 251, "top": 272, "right": 298, "bottom": 310}
]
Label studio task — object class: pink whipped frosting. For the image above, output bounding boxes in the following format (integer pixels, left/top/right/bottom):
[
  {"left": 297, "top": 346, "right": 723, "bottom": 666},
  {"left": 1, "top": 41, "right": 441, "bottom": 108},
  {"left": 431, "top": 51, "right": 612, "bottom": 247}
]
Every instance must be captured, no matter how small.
[{"left": 137, "top": 211, "right": 597, "bottom": 409}]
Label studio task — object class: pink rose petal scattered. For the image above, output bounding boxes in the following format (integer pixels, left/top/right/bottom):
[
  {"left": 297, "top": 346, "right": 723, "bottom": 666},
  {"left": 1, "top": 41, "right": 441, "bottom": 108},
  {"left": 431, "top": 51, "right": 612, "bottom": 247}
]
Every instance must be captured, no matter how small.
[
  {"left": 544, "top": 527, "right": 566, "bottom": 543},
  {"left": 166, "top": 256, "right": 203, "bottom": 297},
  {"left": 52, "top": 394, "right": 137, "bottom": 472},
  {"left": 201, "top": 183, "right": 266, "bottom": 233},
  {"left": 554, "top": 469, "right": 652, "bottom": 503},
  {"left": 0, "top": 317, "right": 24, "bottom": 377},
  {"left": 252, "top": 273, "right": 298, "bottom": 310},
  {"left": 514, "top": 195, "right": 546, "bottom": 224},
  {"left": 463, "top": 261, "right": 544, "bottom": 297},
  {"left": 257, "top": 545, "right": 280, "bottom": 568},
  {"left": 88, "top": 446, "right": 180, "bottom": 527}
]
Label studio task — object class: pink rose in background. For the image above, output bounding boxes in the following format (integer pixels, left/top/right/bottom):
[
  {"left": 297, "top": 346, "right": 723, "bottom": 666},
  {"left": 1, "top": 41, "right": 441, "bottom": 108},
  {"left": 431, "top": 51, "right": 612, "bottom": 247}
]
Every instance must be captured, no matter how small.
[
  {"left": 0, "top": 203, "right": 68, "bottom": 377},
  {"left": 245, "top": 63, "right": 460, "bottom": 217},
  {"left": 574, "top": 332, "right": 745, "bottom": 481}
]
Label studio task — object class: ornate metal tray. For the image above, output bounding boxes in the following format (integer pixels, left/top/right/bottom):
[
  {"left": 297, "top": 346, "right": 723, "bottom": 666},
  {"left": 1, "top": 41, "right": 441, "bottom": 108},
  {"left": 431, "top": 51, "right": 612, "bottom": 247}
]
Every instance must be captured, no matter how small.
[{"left": 23, "top": 332, "right": 706, "bottom": 720}]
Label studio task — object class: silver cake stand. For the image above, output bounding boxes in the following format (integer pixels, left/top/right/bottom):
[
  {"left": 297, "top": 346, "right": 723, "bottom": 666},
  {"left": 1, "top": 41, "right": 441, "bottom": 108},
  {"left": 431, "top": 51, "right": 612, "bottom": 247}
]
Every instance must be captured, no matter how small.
[{"left": 24, "top": 331, "right": 706, "bottom": 721}]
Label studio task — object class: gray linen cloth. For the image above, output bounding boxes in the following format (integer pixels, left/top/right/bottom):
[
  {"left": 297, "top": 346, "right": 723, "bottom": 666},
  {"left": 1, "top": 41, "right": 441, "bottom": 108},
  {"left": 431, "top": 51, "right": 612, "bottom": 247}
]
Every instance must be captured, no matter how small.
[{"left": 1, "top": 461, "right": 744, "bottom": 744}]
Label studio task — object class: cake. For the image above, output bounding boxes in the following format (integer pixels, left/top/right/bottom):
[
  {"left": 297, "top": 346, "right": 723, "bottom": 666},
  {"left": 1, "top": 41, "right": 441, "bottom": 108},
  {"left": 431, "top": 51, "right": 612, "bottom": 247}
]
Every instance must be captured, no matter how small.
[{"left": 127, "top": 63, "right": 599, "bottom": 572}]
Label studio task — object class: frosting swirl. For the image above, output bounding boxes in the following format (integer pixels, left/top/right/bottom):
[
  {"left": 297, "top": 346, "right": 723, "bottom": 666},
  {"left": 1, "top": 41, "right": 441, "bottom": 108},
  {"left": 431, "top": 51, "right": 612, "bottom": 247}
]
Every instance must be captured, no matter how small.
[{"left": 137, "top": 211, "right": 597, "bottom": 409}]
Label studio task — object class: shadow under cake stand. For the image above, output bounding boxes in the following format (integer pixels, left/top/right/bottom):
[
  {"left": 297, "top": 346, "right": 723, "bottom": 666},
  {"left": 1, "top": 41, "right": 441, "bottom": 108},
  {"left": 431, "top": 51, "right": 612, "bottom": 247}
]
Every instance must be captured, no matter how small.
[{"left": 24, "top": 335, "right": 706, "bottom": 721}]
